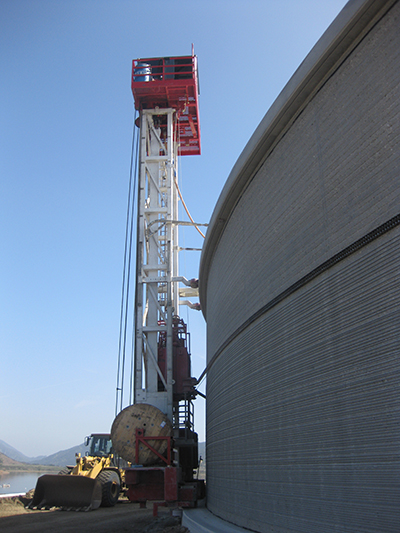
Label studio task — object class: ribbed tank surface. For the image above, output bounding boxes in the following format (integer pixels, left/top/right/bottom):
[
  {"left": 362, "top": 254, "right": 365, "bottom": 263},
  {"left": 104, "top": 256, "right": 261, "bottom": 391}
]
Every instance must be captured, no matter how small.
[
  {"left": 200, "top": 1, "right": 400, "bottom": 532},
  {"left": 207, "top": 231, "right": 399, "bottom": 532}
]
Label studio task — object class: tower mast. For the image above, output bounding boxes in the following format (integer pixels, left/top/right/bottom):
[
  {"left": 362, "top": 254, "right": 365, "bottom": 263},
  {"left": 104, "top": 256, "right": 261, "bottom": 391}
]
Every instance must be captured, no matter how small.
[{"left": 131, "top": 55, "right": 201, "bottom": 425}]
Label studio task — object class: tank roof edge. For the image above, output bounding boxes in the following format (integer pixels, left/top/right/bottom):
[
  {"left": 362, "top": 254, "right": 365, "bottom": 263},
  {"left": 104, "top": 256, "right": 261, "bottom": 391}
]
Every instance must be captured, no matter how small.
[{"left": 199, "top": 0, "right": 396, "bottom": 318}]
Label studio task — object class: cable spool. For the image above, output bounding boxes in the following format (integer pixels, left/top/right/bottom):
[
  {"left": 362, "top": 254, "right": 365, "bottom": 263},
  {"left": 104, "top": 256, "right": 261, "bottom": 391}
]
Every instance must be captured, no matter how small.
[{"left": 111, "top": 404, "right": 172, "bottom": 465}]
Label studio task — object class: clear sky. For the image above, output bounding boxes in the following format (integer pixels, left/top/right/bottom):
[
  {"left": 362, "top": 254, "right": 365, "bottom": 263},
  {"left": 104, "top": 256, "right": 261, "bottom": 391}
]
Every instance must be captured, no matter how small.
[{"left": 1, "top": 0, "right": 348, "bottom": 457}]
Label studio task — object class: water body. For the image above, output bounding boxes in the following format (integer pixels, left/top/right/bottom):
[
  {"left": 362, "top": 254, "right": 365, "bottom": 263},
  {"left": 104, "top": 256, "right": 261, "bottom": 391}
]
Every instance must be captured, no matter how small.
[{"left": 0, "top": 472, "right": 41, "bottom": 495}]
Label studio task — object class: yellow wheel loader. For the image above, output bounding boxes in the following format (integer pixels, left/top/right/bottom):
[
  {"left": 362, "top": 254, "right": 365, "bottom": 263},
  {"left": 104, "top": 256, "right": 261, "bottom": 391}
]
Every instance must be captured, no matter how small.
[{"left": 31, "top": 434, "right": 122, "bottom": 510}]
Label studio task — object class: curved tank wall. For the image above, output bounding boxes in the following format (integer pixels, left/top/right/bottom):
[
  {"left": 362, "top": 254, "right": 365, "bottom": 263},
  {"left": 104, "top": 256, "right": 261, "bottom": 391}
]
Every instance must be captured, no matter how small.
[{"left": 199, "top": 1, "right": 400, "bottom": 532}]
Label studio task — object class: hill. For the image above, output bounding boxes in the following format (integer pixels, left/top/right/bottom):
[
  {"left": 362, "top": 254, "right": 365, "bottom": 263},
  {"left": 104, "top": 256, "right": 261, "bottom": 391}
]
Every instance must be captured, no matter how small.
[
  {"left": 0, "top": 451, "right": 22, "bottom": 467},
  {"left": 198, "top": 441, "right": 205, "bottom": 460},
  {"left": 0, "top": 440, "right": 86, "bottom": 468},
  {"left": 37, "top": 443, "right": 87, "bottom": 467},
  {"left": 0, "top": 439, "right": 205, "bottom": 469},
  {"left": 0, "top": 440, "right": 41, "bottom": 464},
  {"left": 0, "top": 452, "right": 59, "bottom": 475}
]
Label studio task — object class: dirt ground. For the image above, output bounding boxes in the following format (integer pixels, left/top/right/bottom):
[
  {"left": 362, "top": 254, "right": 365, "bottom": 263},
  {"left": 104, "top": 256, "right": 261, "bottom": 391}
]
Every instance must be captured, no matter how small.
[{"left": 0, "top": 495, "right": 190, "bottom": 533}]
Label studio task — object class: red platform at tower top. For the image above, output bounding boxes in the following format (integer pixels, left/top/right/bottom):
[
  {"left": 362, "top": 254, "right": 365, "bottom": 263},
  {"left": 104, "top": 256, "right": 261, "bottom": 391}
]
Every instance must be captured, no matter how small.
[{"left": 131, "top": 55, "right": 201, "bottom": 156}]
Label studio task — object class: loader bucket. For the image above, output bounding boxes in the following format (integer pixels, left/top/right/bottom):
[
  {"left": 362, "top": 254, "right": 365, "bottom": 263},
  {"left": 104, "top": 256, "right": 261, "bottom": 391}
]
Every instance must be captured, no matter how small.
[{"left": 31, "top": 474, "right": 102, "bottom": 511}]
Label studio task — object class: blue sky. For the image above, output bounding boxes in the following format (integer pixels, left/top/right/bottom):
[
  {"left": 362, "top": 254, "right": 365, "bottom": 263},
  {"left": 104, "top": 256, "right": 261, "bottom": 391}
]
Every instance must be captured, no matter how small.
[{"left": 1, "top": 0, "right": 347, "bottom": 457}]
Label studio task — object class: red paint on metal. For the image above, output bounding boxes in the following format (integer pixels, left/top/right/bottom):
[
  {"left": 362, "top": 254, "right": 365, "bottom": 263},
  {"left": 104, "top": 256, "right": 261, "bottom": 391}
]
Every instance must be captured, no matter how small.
[
  {"left": 164, "top": 467, "right": 178, "bottom": 501},
  {"left": 158, "top": 317, "right": 196, "bottom": 400},
  {"left": 135, "top": 428, "right": 171, "bottom": 465},
  {"left": 131, "top": 55, "right": 201, "bottom": 156},
  {"left": 125, "top": 466, "right": 204, "bottom": 510},
  {"left": 126, "top": 467, "right": 165, "bottom": 502},
  {"left": 153, "top": 501, "right": 167, "bottom": 517}
]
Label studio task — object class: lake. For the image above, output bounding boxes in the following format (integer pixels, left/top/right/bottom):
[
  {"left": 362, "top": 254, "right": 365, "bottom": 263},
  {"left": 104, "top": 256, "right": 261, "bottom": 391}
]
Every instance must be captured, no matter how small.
[{"left": 0, "top": 472, "right": 42, "bottom": 495}]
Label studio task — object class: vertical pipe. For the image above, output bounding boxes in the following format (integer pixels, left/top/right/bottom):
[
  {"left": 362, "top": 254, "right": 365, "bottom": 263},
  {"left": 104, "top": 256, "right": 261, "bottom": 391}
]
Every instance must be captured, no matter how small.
[
  {"left": 166, "top": 110, "right": 174, "bottom": 422},
  {"left": 134, "top": 111, "right": 146, "bottom": 402}
]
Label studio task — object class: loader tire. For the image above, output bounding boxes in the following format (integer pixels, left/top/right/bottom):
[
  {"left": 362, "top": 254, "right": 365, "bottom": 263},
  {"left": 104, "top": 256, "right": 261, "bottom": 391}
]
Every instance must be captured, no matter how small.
[
  {"left": 58, "top": 467, "right": 73, "bottom": 475},
  {"left": 97, "top": 469, "right": 120, "bottom": 507}
]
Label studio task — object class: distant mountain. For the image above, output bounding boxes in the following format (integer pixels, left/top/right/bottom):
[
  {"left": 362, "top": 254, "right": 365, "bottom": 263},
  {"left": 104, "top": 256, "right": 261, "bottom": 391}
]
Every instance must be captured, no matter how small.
[
  {"left": 0, "top": 451, "right": 60, "bottom": 474},
  {"left": 0, "top": 439, "right": 206, "bottom": 468},
  {"left": 0, "top": 439, "right": 86, "bottom": 467},
  {"left": 0, "top": 439, "right": 36, "bottom": 463},
  {"left": 36, "top": 443, "right": 87, "bottom": 467},
  {"left": 0, "top": 451, "right": 22, "bottom": 466},
  {"left": 198, "top": 441, "right": 206, "bottom": 460}
]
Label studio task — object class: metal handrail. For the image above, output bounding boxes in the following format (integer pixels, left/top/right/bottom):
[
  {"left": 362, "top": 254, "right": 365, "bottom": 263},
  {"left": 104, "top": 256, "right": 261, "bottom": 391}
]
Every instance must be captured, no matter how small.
[{"left": 133, "top": 56, "right": 194, "bottom": 83}]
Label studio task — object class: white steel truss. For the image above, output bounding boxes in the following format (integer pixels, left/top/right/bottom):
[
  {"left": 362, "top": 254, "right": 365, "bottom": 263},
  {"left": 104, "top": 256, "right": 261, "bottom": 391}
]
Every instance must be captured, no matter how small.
[{"left": 134, "top": 108, "right": 179, "bottom": 421}]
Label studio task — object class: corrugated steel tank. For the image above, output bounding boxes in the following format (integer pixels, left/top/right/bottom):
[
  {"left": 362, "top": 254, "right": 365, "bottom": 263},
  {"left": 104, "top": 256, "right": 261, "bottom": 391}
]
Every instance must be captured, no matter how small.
[{"left": 199, "top": 1, "right": 400, "bottom": 531}]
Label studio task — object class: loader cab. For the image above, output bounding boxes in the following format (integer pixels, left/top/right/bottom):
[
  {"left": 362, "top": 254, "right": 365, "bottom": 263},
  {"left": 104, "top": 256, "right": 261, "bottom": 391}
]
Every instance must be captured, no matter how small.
[{"left": 85, "top": 433, "right": 113, "bottom": 457}]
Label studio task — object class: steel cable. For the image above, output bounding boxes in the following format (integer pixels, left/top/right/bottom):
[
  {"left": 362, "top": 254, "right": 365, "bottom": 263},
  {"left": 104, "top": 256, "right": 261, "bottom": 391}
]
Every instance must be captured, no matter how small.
[{"left": 115, "top": 109, "right": 138, "bottom": 416}]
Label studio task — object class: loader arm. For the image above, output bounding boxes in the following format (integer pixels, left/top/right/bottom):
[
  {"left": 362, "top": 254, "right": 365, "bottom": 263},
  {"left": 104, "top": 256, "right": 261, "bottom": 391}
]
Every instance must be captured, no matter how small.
[{"left": 71, "top": 454, "right": 112, "bottom": 478}]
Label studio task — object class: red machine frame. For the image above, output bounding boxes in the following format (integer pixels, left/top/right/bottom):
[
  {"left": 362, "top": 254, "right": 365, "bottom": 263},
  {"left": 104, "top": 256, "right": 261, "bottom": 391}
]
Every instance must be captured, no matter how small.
[
  {"left": 131, "top": 55, "right": 201, "bottom": 156},
  {"left": 125, "top": 448, "right": 204, "bottom": 516},
  {"left": 157, "top": 316, "right": 197, "bottom": 400},
  {"left": 135, "top": 428, "right": 171, "bottom": 466}
]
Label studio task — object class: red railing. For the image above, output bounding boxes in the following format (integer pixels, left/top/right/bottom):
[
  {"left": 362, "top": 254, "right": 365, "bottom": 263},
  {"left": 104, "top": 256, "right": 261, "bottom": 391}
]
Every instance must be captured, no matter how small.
[
  {"left": 132, "top": 56, "right": 195, "bottom": 83},
  {"left": 131, "top": 55, "right": 201, "bottom": 156}
]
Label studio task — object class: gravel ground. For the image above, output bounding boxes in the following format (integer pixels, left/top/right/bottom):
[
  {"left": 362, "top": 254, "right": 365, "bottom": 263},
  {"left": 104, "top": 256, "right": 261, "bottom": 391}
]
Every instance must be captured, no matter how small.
[{"left": 0, "top": 494, "right": 189, "bottom": 533}]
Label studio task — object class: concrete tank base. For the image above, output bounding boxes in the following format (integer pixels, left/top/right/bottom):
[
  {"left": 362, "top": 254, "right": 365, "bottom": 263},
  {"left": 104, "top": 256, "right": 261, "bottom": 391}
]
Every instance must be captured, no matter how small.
[{"left": 182, "top": 508, "right": 252, "bottom": 533}]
